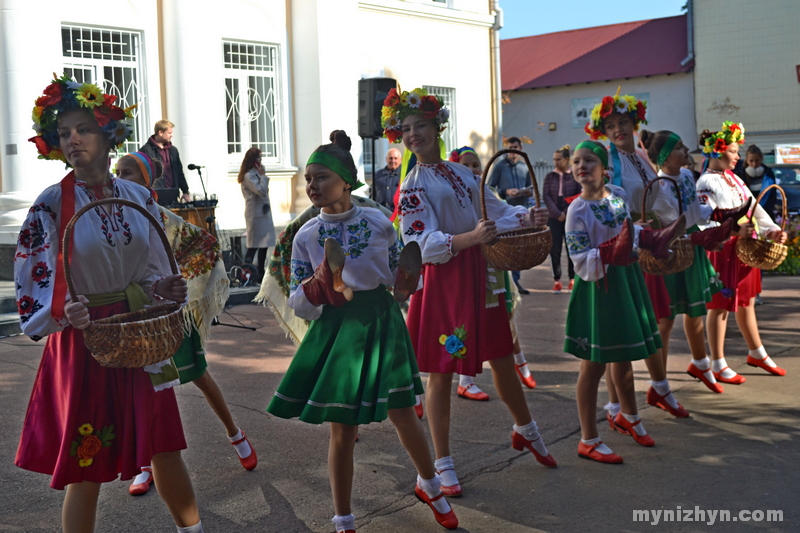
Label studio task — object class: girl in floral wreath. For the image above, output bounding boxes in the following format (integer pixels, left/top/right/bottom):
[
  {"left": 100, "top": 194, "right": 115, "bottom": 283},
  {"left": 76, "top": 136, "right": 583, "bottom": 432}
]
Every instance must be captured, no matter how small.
[
  {"left": 639, "top": 130, "right": 739, "bottom": 394},
  {"left": 266, "top": 130, "right": 458, "bottom": 532},
  {"left": 564, "top": 140, "right": 685, "bottom": 463},
  {"left": 16, "top": 76, "right": 202, "bottom": 532},
  {"left": 586, "top": 91, "right": 689, "bottom": 421},
  {"left": 447, "top": 146, "right": 537, "bottom": 402},
  {"left": 384, "top": 87, "right": 556, "bottom": 498},
  {"left": 116, "top": 152, "right": 256, "bottom": 497},
  {"left": 695, "top": 123, "right": 787, "bottom": 383}
]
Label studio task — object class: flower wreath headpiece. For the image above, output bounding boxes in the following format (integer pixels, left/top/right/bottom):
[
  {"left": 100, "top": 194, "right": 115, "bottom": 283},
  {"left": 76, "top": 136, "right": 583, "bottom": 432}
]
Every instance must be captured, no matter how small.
[
  {"left": 381, "top": 87, "right": 449, "bottom": 144},
  {"left": 702, "top": 121, "right": 745, "bottom": 159},
  {"left": 585, "top": 88, "right": 648, "bottom": 141},
  {"left": 29, "top": 74, "right": 136, "bottom": 164}
]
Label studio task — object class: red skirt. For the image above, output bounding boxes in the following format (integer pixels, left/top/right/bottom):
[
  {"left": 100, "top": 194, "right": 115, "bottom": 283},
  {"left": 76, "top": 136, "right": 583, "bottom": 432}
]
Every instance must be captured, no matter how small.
[
  {"left": 706, "top": 237, "right": 760, "bottom": 312},
  {"left": 15, "top": 301, "right": 186, "bottom": 490},
  {"left": 406, "top": 246, "right": 513, "bottom": 375},
  {"left": 642, "top": 272, "right": 671, "bottom": 322}
]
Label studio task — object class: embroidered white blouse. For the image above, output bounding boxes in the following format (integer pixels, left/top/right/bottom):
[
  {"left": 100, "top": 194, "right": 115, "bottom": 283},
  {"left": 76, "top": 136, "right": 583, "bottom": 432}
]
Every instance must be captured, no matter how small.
[
  {"left": 565, "top": 185, "right": 643, "bottom": 282},
  {"left": 288, "top": 205, "right": 402, "bottom": 321},
  {"left": 609, "top": 147, "right": 677, "bottom": 222},
  {"left": 14, "top": 176, "right": 172, "bottom": 339},
  {"left": 696, "top": 170, "right": 779, "bottom": 236},
  {"left": 399, "top": 161, "right": 530, "bottom": 264},
  {"left": 657, "top": 168, "right": 713, "bottom": 229}
]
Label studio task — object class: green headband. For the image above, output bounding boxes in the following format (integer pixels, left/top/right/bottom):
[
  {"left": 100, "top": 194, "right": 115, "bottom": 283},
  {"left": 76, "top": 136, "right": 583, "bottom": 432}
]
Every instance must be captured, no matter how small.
[
  {"left": 575, "top": 141, "right": 608, "bottom": 169},
  {"left": 306, "top": 151, "right": 365, "bottom": 191},
  {"left": 657, "top": 132, "right": 681, "bottom": 167}
]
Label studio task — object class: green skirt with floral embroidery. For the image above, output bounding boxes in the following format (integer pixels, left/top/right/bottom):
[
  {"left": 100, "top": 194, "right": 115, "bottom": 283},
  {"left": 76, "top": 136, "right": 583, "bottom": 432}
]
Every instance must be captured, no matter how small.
[
  {"left": 267, "top": 286, "right": 423, "bottom": 425},
  {"left": 564, "top": 263, "right": 661, "bottom": 363}
]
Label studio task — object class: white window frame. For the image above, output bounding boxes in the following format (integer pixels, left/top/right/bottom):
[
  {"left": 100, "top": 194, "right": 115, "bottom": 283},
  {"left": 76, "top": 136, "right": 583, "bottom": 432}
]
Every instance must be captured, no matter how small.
[
  {"left": 222, "top": 40, "right": 286, "bottom": 169},
  {"left": 423, "top": 85, "right": 457, "bottom": 153},
  {"left": 61, "top": 24, "right": 148, "bottom": 155}
]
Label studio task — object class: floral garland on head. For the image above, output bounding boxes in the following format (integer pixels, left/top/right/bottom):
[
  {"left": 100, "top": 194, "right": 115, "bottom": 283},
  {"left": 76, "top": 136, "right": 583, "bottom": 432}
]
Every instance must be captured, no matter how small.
[
  {"left": 381, "top": 87, "right": 449, "bottom": 144},
  {"left": 585, "top": 90, "right": 648, "bottom": 141},
  {"left": 29, "top": 74, "right": 136, "bottom": 164},
  {"left": 702, "top": 121, "right": 745, "bottom": 159}
]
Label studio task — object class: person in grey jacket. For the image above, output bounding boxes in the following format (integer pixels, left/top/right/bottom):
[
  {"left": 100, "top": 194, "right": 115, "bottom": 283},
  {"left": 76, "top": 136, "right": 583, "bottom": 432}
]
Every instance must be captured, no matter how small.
[{"left": 239, "top": 147, "right": 276, "bottom": 276}]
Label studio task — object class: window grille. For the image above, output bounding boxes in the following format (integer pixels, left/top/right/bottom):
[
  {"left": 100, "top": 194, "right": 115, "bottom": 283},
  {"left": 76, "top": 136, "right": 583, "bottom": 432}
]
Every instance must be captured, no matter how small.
[
  {"left": 61, "top": 25, "right": 146, "bottom": 154},
  {"left": 423, "top": 85, "right": 457, "bottom": 153}
]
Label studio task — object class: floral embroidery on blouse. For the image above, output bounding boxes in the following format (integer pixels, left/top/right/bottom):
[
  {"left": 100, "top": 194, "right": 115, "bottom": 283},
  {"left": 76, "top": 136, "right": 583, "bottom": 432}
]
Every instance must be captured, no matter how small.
[
  {"left": 15, "top": 218, "right": 50, "bottom": 260},
  {"left": 439, "top": 324, "right": 467, "bottom": 359},
  {"left": 17, "top": 295, "right": 43, "bottom": 323},
  {"left": 290, "top": 259, "right": 313, "bottom": 292},
  {"left": 398, "top": 189, "right": 425, "bottom": 217},
  {"left": 388, "top": 239, "right": 401, "bottom": 272},
  {"left": 70, "top": 423, "right": 115, "bottom": 468},
  {"left": 434, "top": 164, "right": 470, "bottom": 209},
  {"left": 316, "top": 218, "right": 373, "bottom": 259},
  {"left": 671, "top": 177, "right": 696, "bottom": 212},
  {"left": 589, "top": 197, "right": 627, "bottom": 228},
  {"left": 31, "top": 261, "right": 52, "bottom": 289},
  {"left": 404, "top": 220, "right": 426, "bottom": 236},
  {"left": 566, "top": 231, "right": 591, "bottom": 255}
]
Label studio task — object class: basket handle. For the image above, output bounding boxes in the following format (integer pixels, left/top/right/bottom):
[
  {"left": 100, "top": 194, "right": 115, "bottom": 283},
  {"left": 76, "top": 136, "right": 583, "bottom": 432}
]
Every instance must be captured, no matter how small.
[
  {"left": 480, "top": 149, "right": 541, "bottom": 221},
  {"left": 747, "top": 183, "right": 787, "bottom": 232},
  {"left": 640, "top": 176, "right": 682, "bottom": 225},
  {"left": 61, "top": 198, "right": 179, "bottom": 304}
]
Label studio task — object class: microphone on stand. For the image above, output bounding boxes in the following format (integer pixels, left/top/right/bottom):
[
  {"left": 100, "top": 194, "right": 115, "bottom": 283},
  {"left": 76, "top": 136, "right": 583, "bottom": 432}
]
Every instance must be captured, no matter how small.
[{"left": 188, "top": 164, "right": 205, "bottom": 170}]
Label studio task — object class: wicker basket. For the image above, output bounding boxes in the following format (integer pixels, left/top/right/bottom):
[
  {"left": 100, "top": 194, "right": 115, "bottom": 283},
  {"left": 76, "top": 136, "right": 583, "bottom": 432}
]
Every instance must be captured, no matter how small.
[
  {"left": 479, "top": 149, "right": 551, "bottom": 271},
  {"left": 735, "top": 184, "right": 788, "bottom": 270},
  {"left": 63, "top": 198, "right": 185, "bottom": 368},
  {"left": 637, "top": 176, "right": 694, "bottom": 276}
]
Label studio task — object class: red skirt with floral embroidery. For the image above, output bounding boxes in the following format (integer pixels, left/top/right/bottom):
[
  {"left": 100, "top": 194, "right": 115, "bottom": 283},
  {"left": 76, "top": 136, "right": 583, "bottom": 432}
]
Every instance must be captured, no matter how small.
[
  {"left": 15, "top": 301, "right": 186, "bottom": 490},
  {"left": 706, "top": 237, "right": 760, "bottom": 312},
  {"left": 406, "top": 246, "right": 514, "bottom": 375}
]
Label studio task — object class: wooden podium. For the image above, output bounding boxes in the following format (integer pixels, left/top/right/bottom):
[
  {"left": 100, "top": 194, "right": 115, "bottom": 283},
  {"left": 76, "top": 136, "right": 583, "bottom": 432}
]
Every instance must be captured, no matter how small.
[{"left": 169, "top": 205, "right": 217, "bottom": 237}]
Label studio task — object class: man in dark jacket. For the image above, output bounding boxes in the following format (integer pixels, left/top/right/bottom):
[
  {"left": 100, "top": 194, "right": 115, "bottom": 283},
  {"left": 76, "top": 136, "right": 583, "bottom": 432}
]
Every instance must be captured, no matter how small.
[{"left": 140, "top": 119, "right": 190, "bottom": 201}]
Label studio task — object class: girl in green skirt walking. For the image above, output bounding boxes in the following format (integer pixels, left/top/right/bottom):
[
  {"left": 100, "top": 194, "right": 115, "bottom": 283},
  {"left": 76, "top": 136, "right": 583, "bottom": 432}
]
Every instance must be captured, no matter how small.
[{"left": 266, "top": 131, "right": 457, "bottom": 532}]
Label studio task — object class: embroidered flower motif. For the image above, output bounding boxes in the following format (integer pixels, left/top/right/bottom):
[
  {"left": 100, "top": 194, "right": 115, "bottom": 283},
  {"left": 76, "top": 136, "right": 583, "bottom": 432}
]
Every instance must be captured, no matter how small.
[
  {"left": 70, "top": 423, "right": 115, "bottom": 468},
  {"left": 589, "top": 198, "right": 627, "bottom": 228},
  {"left": 721, "top": 288, "right": 734, "bottom": 299},
  {"left": 566, "top": 231, "right": 591, "bottom": 255},
  {"left": 404, "top": 219, "right": 425, "bottom": 236},
  {"left": 31, "top": 261, "right": 52, "bottom": 288},
  {"left": 439, "top": 325, "right": 467, "bottom": 359},
  {"left": 17, "top": 295, "right": 43, "bottom": 323}
]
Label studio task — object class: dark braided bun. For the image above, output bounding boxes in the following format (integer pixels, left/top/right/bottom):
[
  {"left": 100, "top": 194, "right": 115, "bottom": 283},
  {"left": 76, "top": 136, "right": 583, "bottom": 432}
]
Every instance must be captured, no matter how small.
[{"left": 329, "top": 130, "right": 352, "bottom": 152}]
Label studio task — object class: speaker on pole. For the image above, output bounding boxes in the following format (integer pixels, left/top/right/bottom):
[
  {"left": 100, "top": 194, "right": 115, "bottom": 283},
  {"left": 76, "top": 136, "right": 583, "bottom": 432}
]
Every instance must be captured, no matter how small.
[{"left": 358, "top": 77, "right": 397, "bottom": 139}]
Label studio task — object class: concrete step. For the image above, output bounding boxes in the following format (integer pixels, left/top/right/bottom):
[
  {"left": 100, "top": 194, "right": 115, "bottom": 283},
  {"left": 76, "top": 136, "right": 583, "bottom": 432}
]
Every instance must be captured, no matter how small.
[{"left": 0, "top": 312, "right": 21, "bottom": 337}]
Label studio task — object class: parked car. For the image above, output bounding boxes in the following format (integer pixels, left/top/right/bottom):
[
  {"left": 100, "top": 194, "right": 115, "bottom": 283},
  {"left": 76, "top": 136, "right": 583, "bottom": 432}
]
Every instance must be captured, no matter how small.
[{"left": 772, "top": 164, "right": 800, "bottom": 216}]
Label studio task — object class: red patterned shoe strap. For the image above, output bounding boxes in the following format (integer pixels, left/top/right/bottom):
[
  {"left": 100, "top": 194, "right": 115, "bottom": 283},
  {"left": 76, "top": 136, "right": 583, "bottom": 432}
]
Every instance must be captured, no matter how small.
[{"left": 231, "top": 431, "right": 247, "bottom": 446}]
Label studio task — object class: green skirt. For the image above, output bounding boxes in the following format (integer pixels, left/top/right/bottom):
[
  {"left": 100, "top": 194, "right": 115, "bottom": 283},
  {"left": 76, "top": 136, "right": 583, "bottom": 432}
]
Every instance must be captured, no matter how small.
[
  {"left": 564, "top": 264, "right": 661, "bottom": 363},
  {"left": 173, "top": 327, "right": 208, "bottom": 384},
  {"left": 663, "top": 244, "right": 722, "bottom": 319},
  {"left": 267, "top": 286, "right": 424, "bottom": 425}
]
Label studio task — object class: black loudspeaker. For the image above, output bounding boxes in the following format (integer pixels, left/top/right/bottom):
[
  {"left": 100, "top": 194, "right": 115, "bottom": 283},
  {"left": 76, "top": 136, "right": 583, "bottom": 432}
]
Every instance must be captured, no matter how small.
[{"left": 358, "top": 77, "right": 397, "bottom": 139}]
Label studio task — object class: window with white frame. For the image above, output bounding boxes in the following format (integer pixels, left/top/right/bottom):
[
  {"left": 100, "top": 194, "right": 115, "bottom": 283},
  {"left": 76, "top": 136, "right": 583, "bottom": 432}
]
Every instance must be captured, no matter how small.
[
  {"left": 423, "top": 85, "right": 457, "bottom": 153},
  {"left": 61, "top": 25, "right": 146, "bottom": 154},
  {"left": 223, "top": 40, "right": 283, "bottom": 165}
]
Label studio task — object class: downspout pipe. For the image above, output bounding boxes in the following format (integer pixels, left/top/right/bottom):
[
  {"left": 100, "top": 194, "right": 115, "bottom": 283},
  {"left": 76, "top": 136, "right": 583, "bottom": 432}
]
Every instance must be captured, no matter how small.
[
  {"left": 490, "top": 0, "right": 504, "bottom": 151},
  {"left": 680, "top": 0, "right": 694, "bottom": 66}
]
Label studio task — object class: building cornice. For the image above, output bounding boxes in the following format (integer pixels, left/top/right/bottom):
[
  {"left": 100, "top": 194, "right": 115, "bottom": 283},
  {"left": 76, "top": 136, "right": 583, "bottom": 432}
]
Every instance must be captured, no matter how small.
[{"left": 358, "top": 1, "right": 494, "bottom": 28}]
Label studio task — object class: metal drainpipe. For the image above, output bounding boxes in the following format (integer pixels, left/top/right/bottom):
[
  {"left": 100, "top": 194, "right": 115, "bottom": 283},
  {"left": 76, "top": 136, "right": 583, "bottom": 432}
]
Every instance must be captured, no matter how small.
[
  {"left": 680, "top": 0, "right": 694, "bottom": 66},
  {"left": 491, "top": 0, "right": 504, "bottom": 151}
]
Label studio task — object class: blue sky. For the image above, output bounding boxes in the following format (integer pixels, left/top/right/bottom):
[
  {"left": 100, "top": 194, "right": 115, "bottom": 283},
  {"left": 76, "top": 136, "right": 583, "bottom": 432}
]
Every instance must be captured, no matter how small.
[{"left": 499, "top": 0, "right": 688, "bottom": 39}]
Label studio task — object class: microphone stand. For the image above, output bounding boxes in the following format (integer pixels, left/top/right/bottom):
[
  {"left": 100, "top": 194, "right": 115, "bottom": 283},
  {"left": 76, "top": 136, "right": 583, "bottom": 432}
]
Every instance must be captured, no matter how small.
[{"left": 191, "top": 166, "right": 215, "bottom": 235}]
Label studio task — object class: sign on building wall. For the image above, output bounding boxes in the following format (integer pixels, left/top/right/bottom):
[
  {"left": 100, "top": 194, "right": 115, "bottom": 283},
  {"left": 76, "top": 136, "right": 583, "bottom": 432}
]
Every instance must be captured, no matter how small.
[
  {"left": 776, "top": 144, "right": 800, "bottom": 164},
  {"left": 571, "top": 93, "right": 650, "bottom": 128}
]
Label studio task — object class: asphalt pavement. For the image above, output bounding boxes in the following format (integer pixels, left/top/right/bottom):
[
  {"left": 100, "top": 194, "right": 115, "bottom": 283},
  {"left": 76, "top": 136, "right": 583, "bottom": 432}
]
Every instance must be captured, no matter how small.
[{"left": 0, "top": 265, "right": 797, "bottom": 532}]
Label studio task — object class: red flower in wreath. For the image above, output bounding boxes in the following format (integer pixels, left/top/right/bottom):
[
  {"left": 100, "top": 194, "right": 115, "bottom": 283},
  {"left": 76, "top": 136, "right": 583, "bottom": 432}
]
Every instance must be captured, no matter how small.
[
  {"left": 419, "top": 95, "right": 440, "bottom": 119},
  {"left": 599, "top": 96, "right": 615, "bottom": 118},
  {"left": 714, "top": 138, "right": 728, "bottom": 153},
  {"left": 29, "top": 135, "right": 51, "bottom": 156},
  {"left": 383, "top": 88, "right": 400, "bottom": 107},
  {"left": 94, "top": 101, "right": 125, "bottom": 128},
  {"left": 385, "top": 128, "right": 402, "bottom": 144},
  {"left": 36, "top": 82, "right": 63, "bottom": 107},
  {"left": 636, "top": 101, "right": 647, "bottom": 122}
]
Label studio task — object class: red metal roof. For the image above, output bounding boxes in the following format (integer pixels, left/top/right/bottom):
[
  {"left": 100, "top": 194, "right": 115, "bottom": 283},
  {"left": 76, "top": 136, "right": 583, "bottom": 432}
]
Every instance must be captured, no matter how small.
[{"left": 501, "top": 15, "right": 690, "bottom": 91}]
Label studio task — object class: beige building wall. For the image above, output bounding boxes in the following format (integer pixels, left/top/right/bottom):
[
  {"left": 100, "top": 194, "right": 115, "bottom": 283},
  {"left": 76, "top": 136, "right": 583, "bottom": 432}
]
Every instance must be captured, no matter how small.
[{"left": 694, "top": 0, "right": 800, "bottom": 147}]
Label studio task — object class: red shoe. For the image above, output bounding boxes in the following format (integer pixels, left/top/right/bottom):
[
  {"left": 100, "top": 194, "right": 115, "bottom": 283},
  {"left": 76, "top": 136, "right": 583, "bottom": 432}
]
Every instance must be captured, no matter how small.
[
  {"left": 510, "top": 431, "right": 557, "bottom": 467},
  {"left": 414, "top": 485, "right": 459, "bottom": 529},
  {"left": 435, "top": 467, "right": 462, "bottom": 498},
  {"left": 128, "top": 467, "right": 153, "bottom": 496},
  {"left": 567, "top": 279, "right": 574, "bottom": 292},
  {"left": 746, "top": 355, "right": 787, "bottom": 376},
  {"left": 232, "top": 431, "right": 258, "bottom": 471},
  {"left": 687, "top": 362, "right": 724, "bottom": 393},
  {"left": 646, "top": 386, "right": 690, "bottom": 418},
  {"left": 712, "top": 367, "right": 746, "bottom": 384},
  {"left": 515, "top": 364, "right": 537, "bottom": 389},
  {"left": 457, "top": 384, "right": 490, "bottom": 401},
  {"left": 607, "top": 411, "right": 623, "bottom": 433},
  {"left": 414, "top": 401, "right": 424, "bottom": 419},
  {"left": 552, "top": 281, "right": 563, "bottom": 294},
  {"left": 613, "top": 414, "right": 655, "bottom": 447},
  {"left": 578, "top": 441, "right": 623, "bottom": 464}
]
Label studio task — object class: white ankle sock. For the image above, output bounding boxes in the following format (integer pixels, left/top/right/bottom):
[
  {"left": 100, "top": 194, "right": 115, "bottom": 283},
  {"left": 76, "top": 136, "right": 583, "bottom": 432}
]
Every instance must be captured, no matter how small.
[
  {"left": 228, "top": 428, "right": 252, "bottom": 459},
  {"left": 133, "top": 467, "right": 152, "bottom": 485},
  {"left": 651, "top": 379, "right": 679, "bottom": 408},
  {"left": 604, "top": 402, "right": 621, "bottom": 418},
  {"left": 621, "top": 413, "right": 647, "bottom": 436},
  {"left": 176, "top": 521, "right": 203, "bottom": 533},
  {"left": 692, "top": 357, "right": 717, "bottom": 383},
  {"left": 332, "top": 514, "right": 355, "bottom": 532},
  {"left": 749, "top": 346, "right": 777, "bottom": 367},
  {"left": 711, "top": 357, "right": 738, "bottom": 379},
  {"left": 465, "top": 384, "right": 484, "bottom": 395},
  {"left": 513, "top": 421, "right": 549, "bottom": 456},
  {"left": 434, "top": 456, "right": 459, "bottom": 487},
  {"left": 515, "top": 354, "right": 532, "bottom": 378},
  {"left": 581, "top": 436, "right": 614, "bottom": 455},
  {"left": 417, "top": 474, "right": 451, "bottom": 514},
  {"left": 415, "top": 395, "right": 422, "bottom": 407},
  {"left": 458, "top": 374, "right": 474, "bottom": 387}
]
